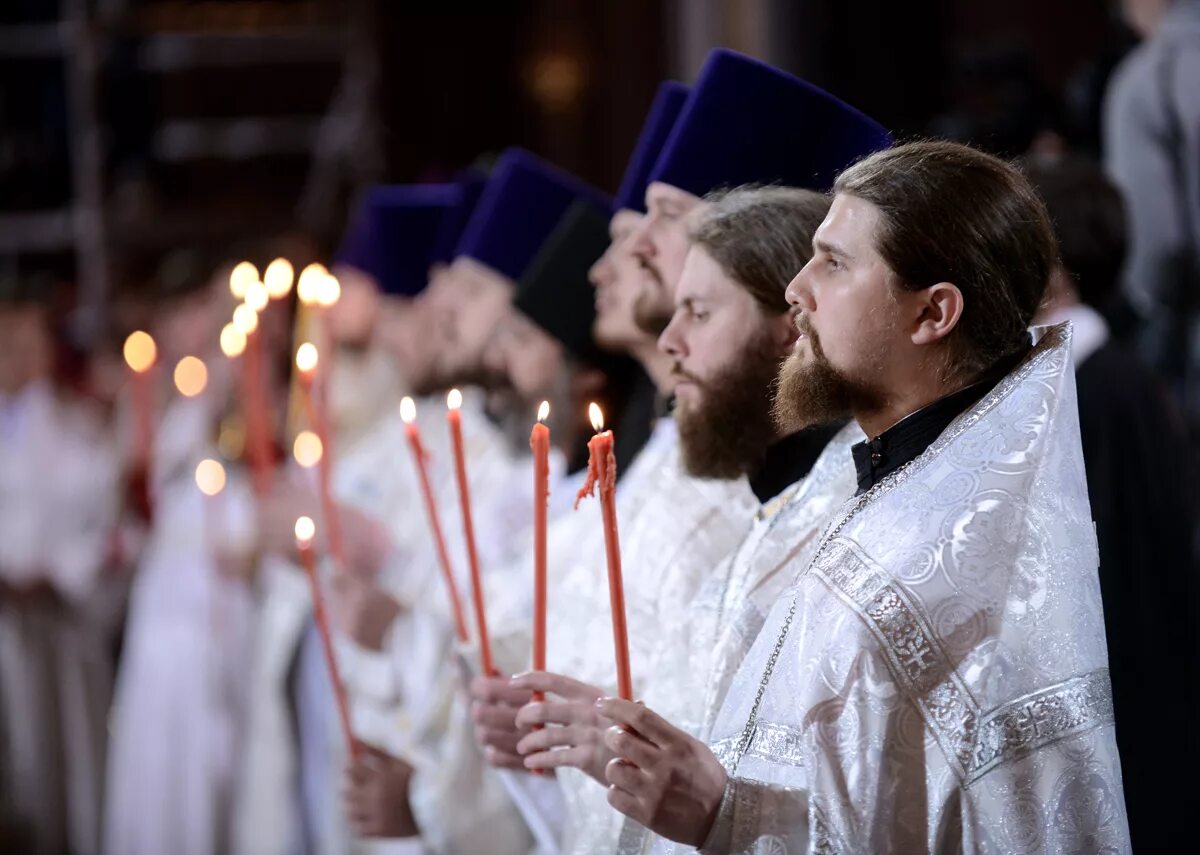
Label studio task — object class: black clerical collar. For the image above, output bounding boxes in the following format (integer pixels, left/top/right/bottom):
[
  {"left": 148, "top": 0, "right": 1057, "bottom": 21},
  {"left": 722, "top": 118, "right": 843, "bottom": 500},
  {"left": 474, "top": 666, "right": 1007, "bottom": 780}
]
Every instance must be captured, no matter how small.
[
  {"left": 851, "top": 361, "right": 1020, "bottom": 495},
  {"left": 749, "top": 423, "right": 844, "bottom": 504}
]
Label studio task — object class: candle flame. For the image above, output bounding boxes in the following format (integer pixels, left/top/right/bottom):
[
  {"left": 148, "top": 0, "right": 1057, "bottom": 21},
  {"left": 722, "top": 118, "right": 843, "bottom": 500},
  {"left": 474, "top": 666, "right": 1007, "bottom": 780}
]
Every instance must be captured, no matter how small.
[
  {"left": 294, "top": 515, "right": 316, "bottom": 545},
  {"left": 400, "top": 396, "right": 417, "bottom": 424},
  {"left": 264, "top": 257, "right": 295, "bottom": 299},
  {"left": 537, "top": 400, "right": 550, "bottom": 422},
  {"left": 229, "top": 261, "right": 258, "bottom": 300},
  {"left": 292, "top": 430, "right": 323, "bottom": 468},
  {"left": 297, "top": 263, "right": 327, "bottom": 306},
  {"left": 245, "top": 280, "right": 270, "bottom": 312},
  {"left": 317, "top": 274, "right": 342, "bottom": 308},
  {"left": 447, "top": 388, "right": 463, "bottom": 411},
  {"left": 173, "top": 356, "right": 208, "bottom": 397},
  {"left": 589, "top": 402, "right": 605, "bottom": 432},
  {"left": 195, "top": 458, "right": 227, "bottom": 496},
  {"left": 295, "top": 342, "right": 319, "bottom": 374},
  {"left": 232, "top": 304, "right": 259, "bottom": 335},
  {"left": 123, "top": 331, "right": 157, "bottom": 373},
  {"left": 219, "top": 323, "right": 246, "bottom": 358}
]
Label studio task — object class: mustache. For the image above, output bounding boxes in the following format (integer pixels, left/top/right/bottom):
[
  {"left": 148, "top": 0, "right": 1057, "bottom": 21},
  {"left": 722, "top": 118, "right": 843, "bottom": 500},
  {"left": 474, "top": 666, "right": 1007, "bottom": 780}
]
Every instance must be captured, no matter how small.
[
  {"left": 792, "top": 312, "right": 815, "bottom": 338},
  {"left": 637, "top": 255, "right": 666, "bottom": 289},
  {"left": 669, "top": 361, "right": 704, "bottom": 386}
]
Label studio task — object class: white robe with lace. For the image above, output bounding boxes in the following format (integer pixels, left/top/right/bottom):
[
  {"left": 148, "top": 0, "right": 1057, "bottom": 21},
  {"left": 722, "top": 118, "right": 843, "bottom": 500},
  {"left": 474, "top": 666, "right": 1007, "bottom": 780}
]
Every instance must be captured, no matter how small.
[{"left": 665, "top": 325, "right": 1130, "bottom": 854}]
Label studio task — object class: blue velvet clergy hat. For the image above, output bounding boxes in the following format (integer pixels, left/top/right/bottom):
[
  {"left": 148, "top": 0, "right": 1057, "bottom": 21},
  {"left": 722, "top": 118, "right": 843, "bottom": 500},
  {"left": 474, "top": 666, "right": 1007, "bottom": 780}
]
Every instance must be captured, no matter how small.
[
  {"left": 613, "top": 81, "right": 689, "bottom": 214},
  {"left": 454, "top": 148, "right": 611, "bottom": 282},
  {"left": 430, "top": 172, "right": 487, "bottom": 266},
  {"left": 650, "top": 49, "right": 892, "bottom": 196},
  {"left": 335, "top": 184, "right": 457, "bottom": 296}
]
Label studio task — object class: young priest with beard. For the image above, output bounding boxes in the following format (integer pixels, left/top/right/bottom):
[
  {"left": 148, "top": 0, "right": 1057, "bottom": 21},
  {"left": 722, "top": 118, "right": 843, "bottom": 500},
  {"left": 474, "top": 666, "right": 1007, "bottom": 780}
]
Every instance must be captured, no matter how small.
[
  {"left": 505, "top": 186, "right": 861, "bottom": 853},
  {"left": 595, "top": 141, "right": 1129, "bottom": 854}
]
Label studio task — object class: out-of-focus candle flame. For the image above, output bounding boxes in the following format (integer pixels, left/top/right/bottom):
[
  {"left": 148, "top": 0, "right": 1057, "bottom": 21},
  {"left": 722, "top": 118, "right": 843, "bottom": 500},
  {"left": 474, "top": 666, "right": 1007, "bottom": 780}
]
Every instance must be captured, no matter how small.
[
  {"left": 400, "top": 396, "right": 417, "bottom": 424},
  {"left": 219, "top": 323, "right": 246, "bottom": 358},
  {"left": 317, "top": 274, "right": 342, "bottom": 308},
  {"left": 537, "top": 401, "right": 550, "bottom": 422},
  {"left": 174, "top": 356, "right": 208, "bottom": 397},
  {"left": 295, "top": 515, "right": 315, "bottom": 545},
  {"left": 232, "top": 304, "right": 259, "bottom": 335},
  {"left": 123, "top": 331, "right": 157, "bottom": 373},
  {"left": 295, "top": 342, "right": 319, "bottom": 374},
  {"left": 195, "top": 458, "right": 226, "bottom": 496},
  {"left": 297, "top": 263, "right": 327, "bottom": 306},
  {"left": 447, "top": 388, "right": 463, "bottom": 411},
  {"left": 589, "top": 402, "right": 605, "bottom": 432},
  {"left": 229, "top": 261, "right": 258, "bottom": 300},
  {"left": 264, "top": 258, "right": 295, "bottom": 299},
  {"left": 293, "top": 430, "right": 323, "bottom": 468},
  {"left": 245, "top": 280, "right": 269, "bottom": 312}
]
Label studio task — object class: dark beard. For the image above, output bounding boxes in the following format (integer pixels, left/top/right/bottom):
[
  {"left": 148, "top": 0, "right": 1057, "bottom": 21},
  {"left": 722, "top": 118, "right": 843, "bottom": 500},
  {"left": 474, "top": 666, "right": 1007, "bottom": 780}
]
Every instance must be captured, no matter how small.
[
  {"left": 772, "top": 319, "right": 886, "bottom": 432},
  {"left": 675, "top": 329, "right": 783, "bottom": 479}
]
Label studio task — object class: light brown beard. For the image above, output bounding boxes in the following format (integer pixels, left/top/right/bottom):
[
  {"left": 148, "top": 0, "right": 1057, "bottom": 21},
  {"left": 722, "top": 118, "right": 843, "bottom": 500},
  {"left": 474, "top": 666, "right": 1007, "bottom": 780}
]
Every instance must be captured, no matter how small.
[
  {"left": 771, "top": 326, "right": 887, "bottom": 432},
  {"left": 675, "top": 327, "right": 784, "bottom": 479}
]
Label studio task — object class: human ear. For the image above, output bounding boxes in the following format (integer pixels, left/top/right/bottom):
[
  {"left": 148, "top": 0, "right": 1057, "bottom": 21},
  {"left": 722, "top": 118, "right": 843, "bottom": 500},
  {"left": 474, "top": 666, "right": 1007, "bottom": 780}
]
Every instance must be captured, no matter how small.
[{"left": 910, "top": 282, "right": 964, "bottom": 346}]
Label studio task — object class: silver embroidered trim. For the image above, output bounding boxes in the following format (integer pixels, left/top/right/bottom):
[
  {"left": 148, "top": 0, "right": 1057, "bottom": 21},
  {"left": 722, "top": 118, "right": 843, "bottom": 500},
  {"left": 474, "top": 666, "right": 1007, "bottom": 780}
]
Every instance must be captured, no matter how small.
[
  {"left": 813, "top": 539, "right": 982, "bottom": 778},
  {"left": 968, "top": 668, "right": 1114, "bottom": 782},
  {"left": 814, "top": 539, "right": 1115, "bottom": 785}
]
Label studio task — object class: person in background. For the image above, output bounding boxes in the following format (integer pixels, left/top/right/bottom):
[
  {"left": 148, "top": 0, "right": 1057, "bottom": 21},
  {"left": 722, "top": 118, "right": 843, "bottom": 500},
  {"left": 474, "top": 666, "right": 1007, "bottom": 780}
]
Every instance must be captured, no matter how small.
[
  {"left": 1104, "top": 0, "right": 1200, "bottom": 424},
  {"left": 0, "top": 273, "right": 122, "bottom": 855},
  {"left": 1026, "top": 153, "right": 1198, "bottom": 851}
]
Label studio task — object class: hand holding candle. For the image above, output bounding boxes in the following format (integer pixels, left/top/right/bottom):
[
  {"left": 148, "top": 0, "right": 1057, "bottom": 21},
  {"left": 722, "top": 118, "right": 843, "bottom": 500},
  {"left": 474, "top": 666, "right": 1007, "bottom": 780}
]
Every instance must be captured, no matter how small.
[
  {"left": 400, "top": 396, "right": 469, "bottom": 643},
  {"left": 447, "top": 389, "right": 496, "bottom": 676},
  {"left": 575, "top": 403, "right": 632, "bottom": 700},
  {"left": 295, "top": 515, "right": 360, "bottom": 759}
]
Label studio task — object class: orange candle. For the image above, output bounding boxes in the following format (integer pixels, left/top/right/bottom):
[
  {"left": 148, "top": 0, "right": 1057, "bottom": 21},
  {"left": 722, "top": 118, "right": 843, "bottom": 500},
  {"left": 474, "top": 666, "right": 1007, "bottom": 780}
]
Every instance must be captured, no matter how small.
[
  {"left": 530, "top": 402, "right": 551, "bottom": 696},
  {"left": 229, "top": 302, "right": 273, "bottom": 496},
  {"left": 122, "top": 331, "right": 157, "bottom": 467},
  {"left": 575, "top": 403, "right": 632, "bottom": 700},
  {"left": 295, "top": 515, "right": 360, "bottom": 759},
  {"left": 400, "top": 396, "right": 469, "bottom": 643},
  {"left": 446, "top": 388, "right": 496, "bottom": 676},
  {"left": 295, "top": 343, "right": 344, "bottom": 572}
]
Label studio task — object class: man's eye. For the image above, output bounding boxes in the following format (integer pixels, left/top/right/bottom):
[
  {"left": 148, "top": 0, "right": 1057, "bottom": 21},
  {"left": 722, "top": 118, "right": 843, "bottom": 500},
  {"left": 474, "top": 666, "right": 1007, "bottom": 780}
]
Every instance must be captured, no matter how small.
[{"left": 827, "top": 257, "right": 843, "bottom": 272}]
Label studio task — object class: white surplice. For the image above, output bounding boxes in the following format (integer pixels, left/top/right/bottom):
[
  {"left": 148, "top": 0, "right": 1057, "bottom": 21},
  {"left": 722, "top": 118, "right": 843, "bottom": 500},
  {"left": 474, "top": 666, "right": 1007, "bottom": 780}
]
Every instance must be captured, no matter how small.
[
  {"left": 105, "top": 392, "right": 256, "bottom": 855},
  {"left": 667, "top": 324, "right": 1129, "bottom": 854},
  {"left": 0, "top": 381, "right": 121, "bottom": 855}
]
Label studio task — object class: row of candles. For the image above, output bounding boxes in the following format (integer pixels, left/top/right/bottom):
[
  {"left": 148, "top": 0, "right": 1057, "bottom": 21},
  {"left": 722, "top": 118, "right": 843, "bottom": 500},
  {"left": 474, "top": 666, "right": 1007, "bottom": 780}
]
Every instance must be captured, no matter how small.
[{"left": 122, "top": 259, "right": 632, "bottom": 756}]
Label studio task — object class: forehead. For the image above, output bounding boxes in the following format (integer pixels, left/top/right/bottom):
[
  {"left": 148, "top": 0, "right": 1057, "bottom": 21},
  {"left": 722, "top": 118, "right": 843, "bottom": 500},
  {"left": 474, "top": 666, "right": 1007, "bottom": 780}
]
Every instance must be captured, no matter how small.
[
  {"left": 815, "top": 193, "right": 883, "bottom": 251},
  {"left": 645, "top": 181, "right": 701, "bottom": 212},
  {"left": 676, "top": 246, "right": 738, "bottom": 301}
]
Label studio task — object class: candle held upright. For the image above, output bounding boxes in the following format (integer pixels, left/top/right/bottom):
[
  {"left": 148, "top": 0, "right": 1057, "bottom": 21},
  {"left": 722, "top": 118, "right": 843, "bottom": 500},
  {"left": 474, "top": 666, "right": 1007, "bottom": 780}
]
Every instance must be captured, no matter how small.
[
  {"left": 446, "top": 388, "right": 496, "bottom": 676},
  {"left": 575, "top": 402, "right": 632, "bottom": 700}
]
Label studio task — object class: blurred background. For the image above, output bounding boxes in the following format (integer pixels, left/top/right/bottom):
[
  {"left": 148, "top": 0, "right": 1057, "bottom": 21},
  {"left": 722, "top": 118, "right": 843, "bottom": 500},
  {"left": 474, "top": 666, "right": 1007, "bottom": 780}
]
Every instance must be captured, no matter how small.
[{"left": 1, "top": 0, "right": 1137, "bottom": 343}]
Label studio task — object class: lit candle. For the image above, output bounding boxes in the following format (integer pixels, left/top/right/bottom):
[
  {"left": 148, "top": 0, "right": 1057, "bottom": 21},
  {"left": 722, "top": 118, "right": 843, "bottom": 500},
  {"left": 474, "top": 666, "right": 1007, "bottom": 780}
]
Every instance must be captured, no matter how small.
[
  {"left": 400, "top": 396, "right": 469, "bottom": 642},
  {"left": 195, "top": 457, "right": 226, "bottom": 550},
  {"left": 295, "top": 342, "right": 344, "bottom": 572},
  {"left": 295, "top": 515, "right": 360, "bottom": 759},
  {"left": 173, "top": 355, "right": 208, "bottom": 398},
  {"left": 123, "top": 330, "right": 157, "bottom": 469},
  {"left": 264, "top": 257, "right": 295, "bottom": 301},
  {"left": 446, "top": 388, "right": 495, "bottom": 675},
  {"left": 229, "top": 261, "right": 258, "bottom": 302},
  {"left": 229, "top": 304, "right": 272, "bottom": 496},
  {"left": 530, "top": 401, "right": 550, "bottom": 689},
  {"left": 575, "top": 403, "right": 631, "bottom": 700}
]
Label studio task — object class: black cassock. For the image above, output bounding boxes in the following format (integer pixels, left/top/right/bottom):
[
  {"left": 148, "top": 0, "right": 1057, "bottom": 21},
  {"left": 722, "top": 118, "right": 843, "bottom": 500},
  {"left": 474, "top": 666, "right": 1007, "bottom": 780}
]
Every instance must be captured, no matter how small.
[{"left": 1075, "top": 339, "right": 1199, "bottom": 851}]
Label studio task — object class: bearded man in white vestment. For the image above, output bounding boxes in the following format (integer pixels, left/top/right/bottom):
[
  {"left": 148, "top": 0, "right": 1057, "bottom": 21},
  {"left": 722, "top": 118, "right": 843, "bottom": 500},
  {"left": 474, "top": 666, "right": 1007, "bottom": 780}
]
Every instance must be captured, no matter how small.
[{"left": 594, "top": 141, "right": 1131, "bottom": 854}]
